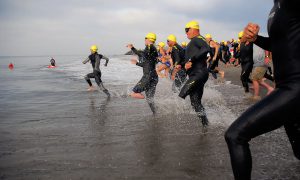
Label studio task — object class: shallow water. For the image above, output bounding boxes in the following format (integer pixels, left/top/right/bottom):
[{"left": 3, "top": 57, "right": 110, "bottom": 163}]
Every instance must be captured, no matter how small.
[{"left": 0, "top": 55, "right": 299, "bottom": 179}]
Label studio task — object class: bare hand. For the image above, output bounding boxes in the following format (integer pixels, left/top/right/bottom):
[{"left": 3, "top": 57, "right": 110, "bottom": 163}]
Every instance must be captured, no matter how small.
[
  {"left": 243, "top": 23, "right": 260, "bottom": 42},
  {"left": 171, "top": 74, "right": 175, "bottom": 80},
  {"left": 126, "top": 44, "right": 133, "bottom": 49},
  {"left": 130, "top": 59, "right": 137, "bottom": 64},
  {"left": 175, "top": 65, "right": 181, "bottom": 70},
  {"left": 185, "top": 61, "right": 192, "bottom": 70}
]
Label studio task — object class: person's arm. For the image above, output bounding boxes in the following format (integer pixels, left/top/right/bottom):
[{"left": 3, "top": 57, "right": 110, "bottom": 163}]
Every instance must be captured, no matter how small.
[
  {"left": 254, "top": 35, "right": 271, "bottom": 52},
  {"left": 82, "top": 57, "right": 90, "bottom": 64},
  {"left": 212, "top": 42, "right": 219, "bottom": 61},
  {"left": 172, "top": 49, "right": 182, "bottom": 67},
  {"left": 264, "top": 50, "right": 271, "bottom": 65},
  {"left": 131, "top": 47, "right": 143, "bottom": 58},
  {"left": 102, "top": 55, "right": 109, "bottom": 66},
  {"left": 206, "top": 52, "right": 212, "bottom": 64}
]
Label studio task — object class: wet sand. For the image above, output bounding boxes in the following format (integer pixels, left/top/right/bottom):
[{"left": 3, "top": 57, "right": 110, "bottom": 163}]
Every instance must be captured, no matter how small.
[{"left": 0, "top": 63, "right": 299, "bottom": 180}]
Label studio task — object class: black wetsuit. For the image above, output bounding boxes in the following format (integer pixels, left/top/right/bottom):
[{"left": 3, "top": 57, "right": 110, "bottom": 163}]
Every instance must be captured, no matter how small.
[
  {"left": 171, "top": 44, "right": 186, "bottom": 91},
  {"left": 50, "top": 58, "right": 55, "bottom": 66},
  {"left": 232, "top": 42, "right": 240, "bottom": 65},
  {"left": 83, "top": 52, "right": 110, "bottom": 96},
  {"left": 220, "top": 44, "right": 230, "bottom": 64},
  {"left": 239, "top": 42, "right": 254, "bottom": 92},
  {"left": 179, "top": 35, "right": 210, "bottom": 126},
  {"left": 225, "top": 1, "right": 300, "bottom": 179},
  {"left": 207, "top": 41, "right": 219, "bottom": 75},
  {"left": 131, "top": 44, "right": 158, "bottom": 114}
]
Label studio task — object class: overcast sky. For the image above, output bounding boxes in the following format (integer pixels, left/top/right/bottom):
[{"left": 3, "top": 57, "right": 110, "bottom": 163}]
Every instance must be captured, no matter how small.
[{"left": 0, "top": 0, "right": 273, "bottom": 56}]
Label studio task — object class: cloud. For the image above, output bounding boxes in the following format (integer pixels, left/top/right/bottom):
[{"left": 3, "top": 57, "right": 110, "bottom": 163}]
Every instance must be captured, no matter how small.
[{"left": 0, "top": 0, "right": 273, "bottom": 56}]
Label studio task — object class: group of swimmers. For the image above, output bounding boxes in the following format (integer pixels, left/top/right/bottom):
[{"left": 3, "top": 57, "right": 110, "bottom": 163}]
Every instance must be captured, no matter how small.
[{"left": 81, "top": 1, "right": 300, "bottom": 179}]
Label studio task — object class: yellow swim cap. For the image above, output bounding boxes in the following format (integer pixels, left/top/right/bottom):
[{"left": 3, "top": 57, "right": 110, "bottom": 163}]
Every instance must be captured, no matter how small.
[
  {"left": 167, "top": 34, "right": 177, "bottom": 43},
  {"left": 185, "top": 20, "right": 200, "bottom": 30},
  {"left": 205, "top": 34, "right": 212, "bottom": 39},
  {"left": 90, "top": 45, "right": 98, "bottom": 53},
  {"left": 238, "top": 31, "right": 244, "bottom": 39},
  {"left": 145, "top": 32, "right": 156, "bottom": 42},
  {"left": 158, "top": 42, "right": 165, "bottom": 48}
]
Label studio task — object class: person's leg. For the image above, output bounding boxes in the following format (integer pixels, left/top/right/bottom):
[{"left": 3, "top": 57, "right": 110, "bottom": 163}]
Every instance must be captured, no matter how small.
[
  {"left": 93, "top": 70, "right": 102, "bottom": 86},
  {"left": 259, "top": 79, "right": 274, "bottom": 95},
  {"left": 94, "top": 70, "right": 110, "bottom": 96},
  {"left": 225, "top": 87, "right": 300, "bottom": 180},
  {"left": 85, "top": 73, "right": 96, "bottom": 91},
  {"left": 241, "top": 63, "right": 253, "bottom": 93},
  {"left": 164, "top": 67, "right": 170, "bottom": 78},
  {"left": 252, "top": 80, "right": 260, "bottom": 97},
  {"left": 131, "top": 76, "right": 148, "bottom": 99},
  {"left": 241, "top": 65, "right": 250, "bottom": 93},
  {"left": 156, "top": 64, "right": 167, "bottom": 78},
  {"left": 145, "top": 77, "right": 158, "bottom": 114},
  {"left": 189, "top": 85, "right": 208, "bottom": 127},
  {"left": 284, "top": 119, "right": 300, "bottom": 160}
]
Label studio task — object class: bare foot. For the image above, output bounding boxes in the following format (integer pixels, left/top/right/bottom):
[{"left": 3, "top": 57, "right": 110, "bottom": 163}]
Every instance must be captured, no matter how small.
[
  {"left": 219, "top": 71, "right": 225, "bottom": 79},
  {"left": 250, "top": 95, "right": 261, "bottom": 101},
  {"left": 87, "top": 86, "right": 96, "bottom": 91},
  {"left": 130, "top": 92, "right": 145, "bottom": 99}
]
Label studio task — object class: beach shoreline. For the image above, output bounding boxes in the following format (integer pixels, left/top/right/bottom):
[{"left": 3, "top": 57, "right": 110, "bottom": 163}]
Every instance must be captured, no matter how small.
[{"left": 0, "top": 56, "right": 299, "bottom": 180}]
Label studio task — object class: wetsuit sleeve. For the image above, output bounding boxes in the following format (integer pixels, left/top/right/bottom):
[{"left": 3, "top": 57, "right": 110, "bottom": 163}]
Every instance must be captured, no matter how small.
[
  {"left": 102, "top": 55, "right": 109, "bottom": 66},
  {"left": 254, "top": 35, "right": 271, "bottom": 52},
  {"left": 130, "top": 47, "right": 144, "bottom": 67},
  {"left": 172, "top": 49, "right": 182, "bottom": 66},
  {"left": 82, "top": 57, "right": 90, "bottom": 64},
  {"left": 131, "top": 47, "right": 143, "bottom": 58}
]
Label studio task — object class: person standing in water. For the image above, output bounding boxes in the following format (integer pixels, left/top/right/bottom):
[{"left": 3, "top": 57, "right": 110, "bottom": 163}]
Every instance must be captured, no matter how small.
[
  {"left": 249, "top": 45, "right": 274, "bottom": 101},
  {"left": 238, "top": 31, "right": 254, "bottom": 95},
  {"left": 205, "top": 33, "right": 225, "bottom": 79},
  {"left": 82, "top": 45, "right": 110, "bottom": 96},
  {"left": 179, "top": 20, "right": 210, "bottom": 129},
  {"left": 126, "top": 32, "right": 159, "bottom": 114},
  {"left": 156, "top": 42, "right": 171, "bottom": 78},
  {"left": 50, "top": 57, "right": 56, "bottom": 66},
  {"left": 225, "top": 1, "right": 300, "bottom": 179},
  {"left": 167, "top": 34, "right": 186, "bottom": 92}
]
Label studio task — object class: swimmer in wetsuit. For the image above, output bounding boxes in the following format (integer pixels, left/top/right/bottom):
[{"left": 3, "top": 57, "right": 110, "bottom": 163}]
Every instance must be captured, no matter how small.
[
  {"left": 179, "top": 20, "right": 210, "bottom": 128},
  {"left": 205, "top": 34, "right": 225, "bottom": 79},
  {"left": 167, "top": 34, "right": 186, "bottom": 92},
  {"left": 82, "top": 45, "right": 110, "bottom": 96},
  {"left": 50, "top": 57, "right": 56, "bottom": 66},
  {"left": 225, "top": 1, "right": 300, "bottom": 179},
  {"left": 126, "top": 32, "right": 159, "bottom": 114},
  {"left": 238, "top": 31, "right": 254, "bottom": 94}
]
